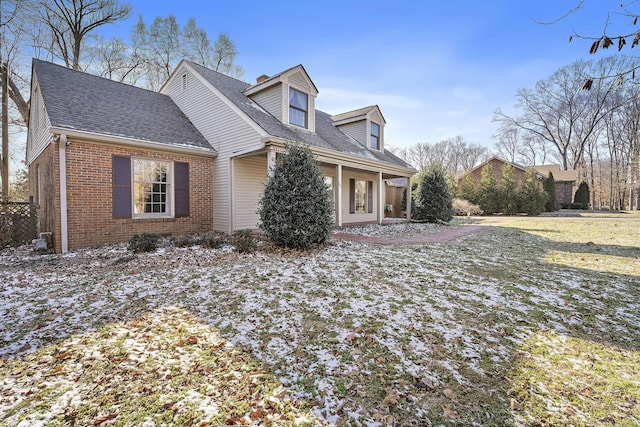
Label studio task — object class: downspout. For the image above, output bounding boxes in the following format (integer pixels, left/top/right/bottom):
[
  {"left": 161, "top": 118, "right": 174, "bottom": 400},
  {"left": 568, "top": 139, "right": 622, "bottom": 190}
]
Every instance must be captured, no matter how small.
[{"left": 59, "top": 134, "right": 69, "bottom": 253}]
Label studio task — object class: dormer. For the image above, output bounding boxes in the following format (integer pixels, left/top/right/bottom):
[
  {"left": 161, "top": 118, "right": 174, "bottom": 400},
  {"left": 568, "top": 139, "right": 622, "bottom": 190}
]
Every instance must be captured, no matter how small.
[
  {"left": 332, "top": 105, "right": 386, "bottom": 151},
  {"left": 243, "top": 65, "right": 318, "bottom": 132}
]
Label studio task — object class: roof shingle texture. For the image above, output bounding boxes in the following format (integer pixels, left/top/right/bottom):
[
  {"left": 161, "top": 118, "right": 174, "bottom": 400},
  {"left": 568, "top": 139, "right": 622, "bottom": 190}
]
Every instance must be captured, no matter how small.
[
  {"left": 186, "top": 61, "right": 412, "bottom": 169},
  {"left": 33, "top": 59, "right": 212, "bottom": 152}
]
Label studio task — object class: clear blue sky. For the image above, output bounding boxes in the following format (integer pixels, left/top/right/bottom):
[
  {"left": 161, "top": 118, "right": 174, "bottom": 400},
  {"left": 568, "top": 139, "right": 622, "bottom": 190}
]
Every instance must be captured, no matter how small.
[{"left": 107, "top": 0, "right": 621, "bottom": 151}]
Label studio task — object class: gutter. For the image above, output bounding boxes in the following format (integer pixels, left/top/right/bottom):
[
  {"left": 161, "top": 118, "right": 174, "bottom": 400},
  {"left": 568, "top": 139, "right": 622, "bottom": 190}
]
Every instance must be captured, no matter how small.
[
  {"left": 59, "top": 134, "right": 69, "bottom": 253},
  {"left": 261, "top": 136, "right": 416, "bottom": 177},
  {"left": 50, "top": 127, "right": 218, "bottom": 158}
]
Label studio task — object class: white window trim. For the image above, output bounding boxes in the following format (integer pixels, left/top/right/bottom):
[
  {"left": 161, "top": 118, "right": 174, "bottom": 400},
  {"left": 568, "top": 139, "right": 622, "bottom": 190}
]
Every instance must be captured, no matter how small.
[
  {"left": 131, "top": 158, "right": 175, "bottom": 219},
  {"left": 355, "top": 179, "right": 367, "bottom": 213},
  {"left": 370, "top": 121, "right": 381, "bottom": 150},
  {"left": 288, "top": 86, "right": 308, "bottom": 128}
]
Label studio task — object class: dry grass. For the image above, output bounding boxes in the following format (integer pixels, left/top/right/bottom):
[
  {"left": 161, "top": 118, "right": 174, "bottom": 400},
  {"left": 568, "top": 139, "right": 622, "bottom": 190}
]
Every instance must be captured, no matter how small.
[{"left": 1, "top": 215, "right": 638, "bottom": 426}]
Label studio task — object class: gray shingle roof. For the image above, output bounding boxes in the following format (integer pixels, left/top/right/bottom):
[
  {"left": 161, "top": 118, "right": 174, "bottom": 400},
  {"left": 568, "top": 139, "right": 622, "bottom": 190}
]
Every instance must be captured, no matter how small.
[
  {"left": 33, "top": 59, "right": 213, "bottom": 152},
  {"left": 186, "top": 61, "right": 413, "bottom": 170}
]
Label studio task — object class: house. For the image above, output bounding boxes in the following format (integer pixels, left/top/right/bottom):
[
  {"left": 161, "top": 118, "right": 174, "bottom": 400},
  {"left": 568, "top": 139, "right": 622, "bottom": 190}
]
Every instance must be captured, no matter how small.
[
  {"left": 456, "top": 156, "right": 577, "bottom": 207},
  {"left": 26, "top": 59, "right": 415, "bottom": 253},
  {"left": 531, "top": 164, "right": 578, "bottom": 208}
]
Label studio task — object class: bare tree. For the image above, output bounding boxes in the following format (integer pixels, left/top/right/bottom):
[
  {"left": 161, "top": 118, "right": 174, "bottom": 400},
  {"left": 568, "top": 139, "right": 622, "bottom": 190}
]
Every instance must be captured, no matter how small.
[
  {"left": 132, "top": 15, "right": 244, "bottom": 90},
  {"left": 494, "top": 56, "right": 631, "bottom": 171},
  {"left": 40, "top": 0, "right": 132, "bottom": 70}
]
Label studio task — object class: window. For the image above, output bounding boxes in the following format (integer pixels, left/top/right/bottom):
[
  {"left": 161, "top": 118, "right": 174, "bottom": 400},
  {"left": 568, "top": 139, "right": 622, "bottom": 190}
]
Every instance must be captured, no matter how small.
[
  {"left": 289, "top": 87, "right": 308, "bottom": 127},
  {"left": 349, "top": 178, "right": 373, "bottom": 214},
  {"left": 133, "top": 159, "right": 171, "bottom": 216},
  {"left": 181, "top": 73, "right": 188, "bottom": 91},
  {"left": 354, "top": 180, "right": 367, "bottom": 212},
  {"left": 112, "top": 156, "right": 189, "bottom": 219},
  {"left": 371, "top": 122, "right": 380, "bottom": 150}
]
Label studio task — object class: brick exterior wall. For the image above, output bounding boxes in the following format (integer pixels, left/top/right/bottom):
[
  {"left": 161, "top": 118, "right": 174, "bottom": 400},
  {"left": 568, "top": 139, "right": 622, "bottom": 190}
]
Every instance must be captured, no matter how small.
[
  {"left": 457, "top": 158, "right": 544, "bottom": 192},
  {"left": 31, "top": 139, "right": 214, "bottom": 252}
]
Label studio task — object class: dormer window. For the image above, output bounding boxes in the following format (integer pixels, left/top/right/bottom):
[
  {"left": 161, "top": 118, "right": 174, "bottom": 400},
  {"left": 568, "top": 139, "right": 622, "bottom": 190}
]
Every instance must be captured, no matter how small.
[
  {"left": 371, "top": 122, "right": 380, "bottom": 150},
  {"left": 289, "top": 87, "right": 308, "bottom": 128}
]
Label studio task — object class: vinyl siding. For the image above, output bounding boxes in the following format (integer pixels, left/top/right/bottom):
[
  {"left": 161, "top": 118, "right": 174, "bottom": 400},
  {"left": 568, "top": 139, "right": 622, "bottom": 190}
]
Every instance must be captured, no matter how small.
[
  {"left": 289, "top": 71, "right": 309, "bottom": 89},
  {"left": 251, "top": 84, "right": 283, "bottom": 121},
  {"left": 232, "top": 155, "right": 267, "bottom": 230},
  {"left": 164, "top": 66, "right": 264, "bottom": 233},
  {"left": 337, "top": 120, "right": 366, "bottom": 146},
  {"left": 26, "top": 77, "right": 53, "bottom": 165},
  {"left": 342, "top": 169, "right": 378, "bottom": 224}
]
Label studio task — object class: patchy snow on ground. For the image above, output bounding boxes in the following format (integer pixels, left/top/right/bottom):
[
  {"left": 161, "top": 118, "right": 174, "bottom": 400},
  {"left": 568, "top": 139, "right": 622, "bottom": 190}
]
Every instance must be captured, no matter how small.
[{"left": 1, "top": 222, "right": 638, "bottom": 426}]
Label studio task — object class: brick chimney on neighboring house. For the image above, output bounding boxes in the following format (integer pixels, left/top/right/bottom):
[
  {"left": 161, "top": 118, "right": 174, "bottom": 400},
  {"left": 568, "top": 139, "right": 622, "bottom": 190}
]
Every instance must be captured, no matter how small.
[{"left": 256, "top": 74, "right": 269, "bottom": 84}]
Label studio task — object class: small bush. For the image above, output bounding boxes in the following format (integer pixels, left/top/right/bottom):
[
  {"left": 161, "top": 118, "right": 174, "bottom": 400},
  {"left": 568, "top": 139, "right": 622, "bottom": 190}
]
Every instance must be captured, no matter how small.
[
  {"left": 574, "top": 181, "right": 590, "bottom": 209},
  {"left": 231, "top": 229, "right": 257, "bottom": 254},
  {"left": 199, "top": 234, "right": 224, "bottom": 249},
  {"left": 172, "top": 235, "right": 197, "bottom": 248},
  {"left": 452, "top": 198, "right": 483, "bottom": 216},
  {"left": 128, "top": 233, "right": 160, "bottom": 253},
  {"left": 413, "top": 167, "right": 453, "bottom": 223},
  {"left": 258, "top": 143, "right": 333, "bottom": 249}
]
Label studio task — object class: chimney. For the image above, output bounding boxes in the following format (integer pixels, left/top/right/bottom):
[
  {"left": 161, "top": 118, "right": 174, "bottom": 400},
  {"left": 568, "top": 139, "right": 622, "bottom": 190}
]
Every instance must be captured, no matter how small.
[{"left": 256, "top": 74, "right": 269, "bottom": 84}]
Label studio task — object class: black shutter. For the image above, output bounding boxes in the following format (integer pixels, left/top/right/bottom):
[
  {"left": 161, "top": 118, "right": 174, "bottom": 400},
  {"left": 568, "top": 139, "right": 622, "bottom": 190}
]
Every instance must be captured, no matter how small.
[
  {"left": 367, "top": 180, "right": 373, "bottom": 213},
  {"left": 174, "top": 161, "right": 189, "bottom": 218},
  {"left": 349, "top": 178, "right": 355, "bottom": 214},
  {"left": 112, "top": 155, "right": 131, "bottom": 218}
]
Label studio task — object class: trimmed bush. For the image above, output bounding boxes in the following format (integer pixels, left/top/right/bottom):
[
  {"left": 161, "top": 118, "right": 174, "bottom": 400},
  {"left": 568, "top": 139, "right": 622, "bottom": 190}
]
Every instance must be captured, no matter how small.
[
  {"left": 517, "top": 169, "right": 548, "bottom": 216},
  {"left": 500, "top": 164, "right": 518, "bottom": 215},
  {"left": 452, "top": 198, "right": 482, "bottom": 216},
  {"left": 258, "top": 143, "right": 334, "bottom": 249},
  {"left": 544, "top": 171, "right": 557, "bottom": 212},
  {"left": 458, "top": 173, "right": 477, "bottom": 205},
  {"left": 413, "top": 167, "right": 453, "bottom": 223},
  {"left": 231, "top": 229, "right": 257, "bottom": 253},
  {"left": 574, "top": 181, "right": 590, "bottom": 209},
  {"left": 128, "top": 233, "right": 160, "bottom": 253},
  {"left": 478, "top": 163, "right": 500, "bottom": 215}
]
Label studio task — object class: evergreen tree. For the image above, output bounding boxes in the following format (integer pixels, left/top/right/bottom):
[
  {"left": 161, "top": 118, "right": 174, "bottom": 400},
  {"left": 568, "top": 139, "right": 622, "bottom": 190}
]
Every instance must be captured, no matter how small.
[
  {"left": 500, "top": 164, "right": 518, "bottom": 215},
  {"left": 573, "top": 181, "right": 590, "bottom": 209},
  {"left": 478, "top": 163, "right": 500, "bottom": 215},
  {"left": 401, "top": 181, "right": 418, "bottom": 215},
  {"left": 518, "top": 169, "right": 548, "bottom": 215},
  {"left": 459, "top": 173, "right": 477, "bottom": 204},
  {"left": 543, "top": 171, "right": 557, "bottom": 212},
  {"left": 258, "top": 143, "right": 334, "bottom": 249},
  {"left": 413, "top": 167, "right": 453, "bottom": 223}
]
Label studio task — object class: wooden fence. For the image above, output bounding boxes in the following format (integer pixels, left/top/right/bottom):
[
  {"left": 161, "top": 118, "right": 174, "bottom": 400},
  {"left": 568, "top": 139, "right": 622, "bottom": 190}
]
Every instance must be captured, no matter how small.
[{"left": 0, "top": 200, "right": 37, "bottom": 247}]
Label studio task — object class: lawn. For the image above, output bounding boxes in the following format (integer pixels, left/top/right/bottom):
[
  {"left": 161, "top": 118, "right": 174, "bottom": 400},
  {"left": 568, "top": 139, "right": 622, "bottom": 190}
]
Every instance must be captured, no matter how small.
[{"left": 0, "top": 216, "right": 638, "bottom": 426}]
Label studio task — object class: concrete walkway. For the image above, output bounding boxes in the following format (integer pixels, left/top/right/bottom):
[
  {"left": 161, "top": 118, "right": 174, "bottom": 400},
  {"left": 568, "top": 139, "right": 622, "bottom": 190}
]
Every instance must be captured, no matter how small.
[{"left": 333, "top": 224, "right": 485, "bottom": 245}]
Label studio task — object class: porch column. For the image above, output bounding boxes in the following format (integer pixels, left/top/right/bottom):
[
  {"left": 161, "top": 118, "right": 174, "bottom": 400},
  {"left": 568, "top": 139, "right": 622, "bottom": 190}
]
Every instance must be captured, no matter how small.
[
  {"left": 267, "top": 148, "right": 276, "bottom": 177},
  {"left": 335, "top": 164, "right": 343, "bottom": 226},
  {"left": 377, "top": 172, "right": 383, "bottom": 224},
  {"left": 406, "top": 177, "right": 412, "bottom": 221}
]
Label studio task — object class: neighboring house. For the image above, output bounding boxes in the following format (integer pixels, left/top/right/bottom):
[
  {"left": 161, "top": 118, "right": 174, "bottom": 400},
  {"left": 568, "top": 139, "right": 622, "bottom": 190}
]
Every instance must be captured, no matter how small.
[
  {"left": 531, "top": 164, "right": 578, "bottom": 208},
  {"left": 456, "top": 156, "right": 577, "bottom": 207},
  {"left": 456, "top": 156, "right": 544, "bottom": 190},
  {"left": 26, "top": 59, "right": 415, "bottom": 253}
]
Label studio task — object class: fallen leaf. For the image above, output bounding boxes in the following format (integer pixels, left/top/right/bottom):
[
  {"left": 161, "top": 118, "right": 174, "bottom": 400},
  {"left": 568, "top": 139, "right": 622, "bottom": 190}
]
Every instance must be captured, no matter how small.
[
  {"left": 442, "top": 405, "right": 458, "bottom": 420},
  {"left": 509, "top": 398, "right": 523, "bottom": 411},
  {"left": 345, "top": 332, "right": 359, "bottom": 344},
  {"left": 93, "top": 413, "right": 117, "bottom": 425},
  {"left": 443, "top": 388, "right": 457, "bottom": 401},
  {"left": 250, "top": 407, "right": 264, "bottom": 420},
  {"left": 186, "top": 335, "right": 198, "bottom": 345},
  {"left": 382, "top": 387, "right": 399, "bottom": 406},
  {"left": 419, "top": 377, "right": 433, "bottom": 389}
]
